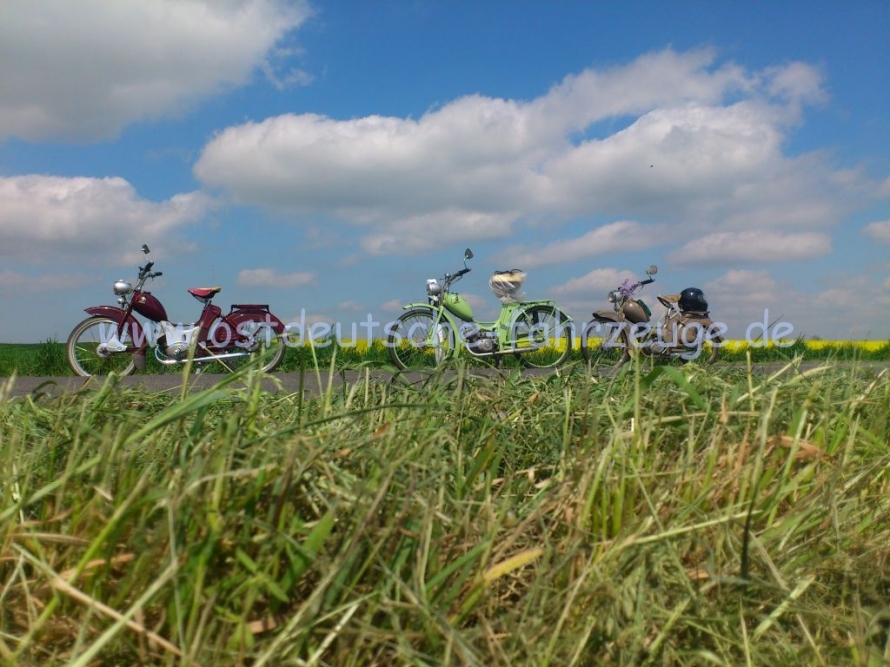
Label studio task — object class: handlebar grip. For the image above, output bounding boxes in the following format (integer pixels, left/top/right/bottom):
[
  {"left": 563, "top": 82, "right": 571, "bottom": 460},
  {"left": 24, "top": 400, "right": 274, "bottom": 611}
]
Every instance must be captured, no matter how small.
[
  {"left": 457, "top": 268, "right": 471, "bottom": 276},
  {"left": 154, "top": 271, "right": 163, "bottom": 277}
]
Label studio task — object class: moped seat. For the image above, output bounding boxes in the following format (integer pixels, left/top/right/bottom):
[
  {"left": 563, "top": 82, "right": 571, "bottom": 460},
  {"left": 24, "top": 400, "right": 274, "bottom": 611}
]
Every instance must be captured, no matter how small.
[
  {"left": 188, "top": 287, "right": 222, "bottom": 299},
  {"left": 657, "top": 294, "right": 681, "bottom": 308}
]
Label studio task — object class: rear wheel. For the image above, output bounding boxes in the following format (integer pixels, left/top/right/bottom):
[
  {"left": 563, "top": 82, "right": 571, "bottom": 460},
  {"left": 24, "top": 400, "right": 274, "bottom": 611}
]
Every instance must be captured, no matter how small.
[
  {"left": 387, "top": 309, "right": 453, "bottom": 370},
  {"left": 580, "top": 320, "right": 631, "bottom": 368},
  {"left": 66, "top": 316, "right": 137, "bottom": 377},
  {"left": 212, "top": 320, "right": 286, "bottom": 373},
  {"left": 511, "top": 306, "right": 572, "bottom": 368}
]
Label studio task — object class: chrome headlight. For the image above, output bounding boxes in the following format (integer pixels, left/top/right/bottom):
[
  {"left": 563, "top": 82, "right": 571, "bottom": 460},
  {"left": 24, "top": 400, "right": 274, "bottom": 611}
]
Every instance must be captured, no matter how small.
[
  {"left": 607, "top": 290, "right": 618, "bottom": 303},
  {"left": 426, "top": 279, "right": 442, "bottom": 297},
  {"left": 113, "top": 280, "right": 133, "bottom": 296}
]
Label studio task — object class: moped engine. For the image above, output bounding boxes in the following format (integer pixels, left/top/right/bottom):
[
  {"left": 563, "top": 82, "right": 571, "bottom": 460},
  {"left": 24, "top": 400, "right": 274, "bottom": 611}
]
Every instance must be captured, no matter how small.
[
  {"left": 165, "top": 340, "right": 191, "bottom": 360},
  {"left": 464, "top": 329, "right": 498, "bottom": 354},
  {"left": 157, "top": 322, "right": 198, "bottom": 361}
]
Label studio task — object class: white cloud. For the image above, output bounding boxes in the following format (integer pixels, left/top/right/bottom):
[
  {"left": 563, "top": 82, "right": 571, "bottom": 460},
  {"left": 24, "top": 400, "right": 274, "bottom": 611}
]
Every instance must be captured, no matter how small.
[
  {"left": 194, "top": 48, "right": 874, "bottom": 255},
  {"left": 0, "top": 175, "right": 209, "bottom": 264},
  {"left": 361, "top": 210, "right": 517, "bottom": 255},
  {"left": 0, "top": 271, "right": 99, "bottom": 292},
  {"left": 380, "top": 299, "right": 406, "bottom": 314},
  {"left": 669, "top": 231, "right": 831, "bottom": 265},
  {"left": 237, "top": 268, "right": 316, "bottom": 288},
  {"left": 497, "top": 221, "right": 665, "bottom": 268},
  {"left": 863, "top": 220, "right": 890, "bottom": 244},
  {"left": 699, "top": 269, "right": 890, "bottom": 340},
  {"left": 338, "top": 300, "right": 365, "bottom": 312},
  {"left": 552, "top": 267, "right": 638, "bottom": 296},
  {"left": 0, "top": 0, "right": 312, "bottom": 141},
  {"left": 704, "top": 269, "right": 786, "bottom": 308}
]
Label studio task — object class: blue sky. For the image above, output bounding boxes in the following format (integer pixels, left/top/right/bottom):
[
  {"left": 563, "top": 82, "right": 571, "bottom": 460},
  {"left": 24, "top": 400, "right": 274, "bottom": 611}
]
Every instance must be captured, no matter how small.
[{"left": 1, "top": 0, "right": 888, "bottom": 344}]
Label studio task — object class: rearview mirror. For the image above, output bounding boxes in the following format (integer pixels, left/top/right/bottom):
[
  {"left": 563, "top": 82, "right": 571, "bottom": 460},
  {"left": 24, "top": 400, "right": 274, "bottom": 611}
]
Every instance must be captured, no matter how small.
[
  {"left": 464, "top": 248, "right": 474, "bottom": 260},
  {"left": 646, "top": 265, "right": 658, "bottom": 276},
  {"left": 141, "top": 244, "right": 151, "bottom": 255}
]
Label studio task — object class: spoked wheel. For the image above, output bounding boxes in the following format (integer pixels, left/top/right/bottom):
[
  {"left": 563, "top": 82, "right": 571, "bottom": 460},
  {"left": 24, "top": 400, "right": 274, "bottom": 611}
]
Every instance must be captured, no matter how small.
[
  {"left": 703, "top": 335, "right": 721, "bottom": 364},
  {"left": 387, "top": 308, "right": 454, "bottom": 370},
  {"left": 212, "top": 322, "right": 286, "bottom": 373},
  {"left": 580, "top": 320, "right": 631, "bottom": 368},
  {"left": 66, "top": 316, "right": 137, "bottom": 377},
  {"left": 511, "top": 306, "right": 572, "bottom": 368}
]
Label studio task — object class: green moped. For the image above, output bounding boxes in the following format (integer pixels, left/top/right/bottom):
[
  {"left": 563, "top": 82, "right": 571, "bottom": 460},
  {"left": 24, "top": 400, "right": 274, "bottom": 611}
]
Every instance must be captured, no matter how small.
[{"left": 387, "top": 249, "right": 573, "bottom": 369}]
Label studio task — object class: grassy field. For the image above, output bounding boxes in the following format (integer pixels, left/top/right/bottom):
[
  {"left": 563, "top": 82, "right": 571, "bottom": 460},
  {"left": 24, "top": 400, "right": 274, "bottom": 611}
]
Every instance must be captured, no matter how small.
[
  {"left": 2, "top": 337, "right": 890, "bottom": 377},
  {"left": 1, "top": 356, "right": 889, "bottom": 665}
]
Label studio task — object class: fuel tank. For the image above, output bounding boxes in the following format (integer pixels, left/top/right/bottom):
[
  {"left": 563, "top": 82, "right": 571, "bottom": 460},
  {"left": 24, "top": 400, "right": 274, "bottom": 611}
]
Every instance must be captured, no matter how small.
[
  {"left": 131, "top": 291, "right": 168, "bottom": 322},
  {"left": 623, "top": 299, "right": 651, "bottom": 324},
  {"left": 443, "top": 293, "right": 474, "bottom": 322}
]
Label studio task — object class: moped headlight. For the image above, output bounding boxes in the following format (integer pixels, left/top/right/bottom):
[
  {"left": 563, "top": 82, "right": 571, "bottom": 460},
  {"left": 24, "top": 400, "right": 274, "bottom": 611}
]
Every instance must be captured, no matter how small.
[
  {"left": 607, "top": 290, "right": 618, "bottom": 303},
  {"left": 113, "top": 280, "right": 133, "bottom": 296},
  {"left": 426, "top": 279, "right": 442, "bottom": 297}
]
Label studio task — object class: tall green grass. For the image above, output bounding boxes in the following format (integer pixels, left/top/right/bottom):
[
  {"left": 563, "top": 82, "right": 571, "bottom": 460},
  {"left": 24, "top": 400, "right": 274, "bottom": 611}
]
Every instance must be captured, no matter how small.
[{"left": 1, "top": 357, "right": 889, "bottom": 665}]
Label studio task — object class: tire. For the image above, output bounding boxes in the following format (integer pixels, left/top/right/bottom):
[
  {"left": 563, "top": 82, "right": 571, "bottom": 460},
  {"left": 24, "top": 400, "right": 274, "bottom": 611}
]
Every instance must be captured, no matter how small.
[
  {"left": 212, "top": 319, "right": 286, "bottom": 373},
  {"left": 66, "top": 316, "right": 137, "bottom": 377},
  {"left": 580, "top": 320, "right": 631, "bottom": 367},
  {"left": 387, "top": 309, "right": 453, "bottom": 370},
  {"left": 704, "top": 335, "right": 721, "bottom": 364},
  {"left": 511, "top": 306, "right": 572, "bottom": 368}
]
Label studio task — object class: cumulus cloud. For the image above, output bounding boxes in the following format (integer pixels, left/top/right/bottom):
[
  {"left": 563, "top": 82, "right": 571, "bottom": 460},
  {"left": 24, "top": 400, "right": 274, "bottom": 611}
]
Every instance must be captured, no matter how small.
[
  {"left": 497, "top": 221, "right": 665, "bottom": 268},
  {"left": 192, "top": 47, "right": 874, "bottom": 256},
  {"left": 669, "top": 231, "right": 832, "bottom": 265},
  {"left": 237, "top": 268, "right": 316, "bottom": 288},
  {"left": 0, "top": 0, "right": 312, "bottom": 141},
  {"left": 362, "top": 210, "right": 516, "bottom": 255},
  {"left": 0, "top": 175, "right": 210, "bottom": 264},
  {"left": 552, "top": 267, "right": 638, "bottom": 296},
  {"left": 863, "top": 220, "right": 890, "bottom": 244},
  {"left": 0, "top": 271, "right": 99, "bottom": 292}
]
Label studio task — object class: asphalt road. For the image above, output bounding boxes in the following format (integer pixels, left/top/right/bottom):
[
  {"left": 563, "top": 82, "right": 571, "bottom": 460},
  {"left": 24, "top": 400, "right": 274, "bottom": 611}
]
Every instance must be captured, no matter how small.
[{"left": 2, "top": 362, "right": 887, "bottom": 400}]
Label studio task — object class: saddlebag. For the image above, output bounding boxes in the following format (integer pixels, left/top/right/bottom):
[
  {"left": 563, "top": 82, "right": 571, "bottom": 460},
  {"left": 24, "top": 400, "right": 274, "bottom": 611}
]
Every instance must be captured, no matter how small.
[{"left": 659, "top": 310, "right": 714, "bottom": 348}]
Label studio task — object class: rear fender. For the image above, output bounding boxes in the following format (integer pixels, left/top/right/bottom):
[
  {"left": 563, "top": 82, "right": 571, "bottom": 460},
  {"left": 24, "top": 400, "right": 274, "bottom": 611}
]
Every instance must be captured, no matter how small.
[{"left": 223, "top": 307, "right": 286, "bottom": 335}]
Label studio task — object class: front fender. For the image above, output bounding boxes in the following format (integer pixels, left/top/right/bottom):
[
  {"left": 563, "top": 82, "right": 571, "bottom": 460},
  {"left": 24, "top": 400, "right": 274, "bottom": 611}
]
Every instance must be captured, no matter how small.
[
  {"left": 591, "top": 309, "right": 621, "bottom": 323},
  {"left": 398, "top": 303, "right": 461, "bottom": 329},
  {"left": 84, "top": 306, "right": 145, "bottom": 340},
  {"left": 83, "top": 306, "right": 148, "bottom": 365}
]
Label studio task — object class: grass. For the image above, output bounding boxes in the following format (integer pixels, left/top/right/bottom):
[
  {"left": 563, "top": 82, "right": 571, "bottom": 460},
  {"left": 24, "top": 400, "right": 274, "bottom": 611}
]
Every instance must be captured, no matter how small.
[
  {"left": 1, "top": 354, "right": 889, "bottom": 665},
  {"left": 2, "top": 337, "right": 890, "bottom": 377}
]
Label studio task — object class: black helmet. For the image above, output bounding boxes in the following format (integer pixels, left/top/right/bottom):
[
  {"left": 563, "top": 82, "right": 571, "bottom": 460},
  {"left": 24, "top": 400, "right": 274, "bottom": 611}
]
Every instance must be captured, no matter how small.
[{"left": 679, "top": 287, "right": 708, "bottom": 313}]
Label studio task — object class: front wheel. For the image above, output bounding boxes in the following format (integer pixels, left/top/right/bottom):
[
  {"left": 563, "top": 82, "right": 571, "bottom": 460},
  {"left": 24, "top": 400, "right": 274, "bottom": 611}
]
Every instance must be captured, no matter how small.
[
  {"left": 66, "top": 316, "right": 137, "bottom": 377},
  {"left": 703, "top": 335, "right": 721, "bottom": 364},
  {"left": 387, "top": 309, "right": 454, "bottom": 370},
  {"left": 511, "top": 306, "right": 572, "bottom": 368},
  {"left": 580, "top": 320, "right": 631, "bottom": 368}
]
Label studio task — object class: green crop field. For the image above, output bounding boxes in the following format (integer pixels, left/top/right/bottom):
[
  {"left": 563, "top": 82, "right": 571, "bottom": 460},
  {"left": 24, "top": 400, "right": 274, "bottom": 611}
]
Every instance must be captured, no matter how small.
[{"left": 1, "top": 357, "right": 889, "bottom": 665}]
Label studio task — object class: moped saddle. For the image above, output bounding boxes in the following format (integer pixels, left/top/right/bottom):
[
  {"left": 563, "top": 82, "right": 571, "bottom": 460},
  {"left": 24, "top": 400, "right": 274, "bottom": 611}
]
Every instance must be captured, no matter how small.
[
  {"left": 657, "top": 294, "right": 681, "bottom": 308},
  {"left": 188, "top": 287, "right": 222, "bottom": 299}
]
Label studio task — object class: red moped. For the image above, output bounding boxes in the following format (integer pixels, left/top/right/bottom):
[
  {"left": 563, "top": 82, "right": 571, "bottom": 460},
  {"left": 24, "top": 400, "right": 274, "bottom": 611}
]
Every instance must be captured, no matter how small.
[{"left": 66, "top": 244, "right": 287, "bottom": 376}]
